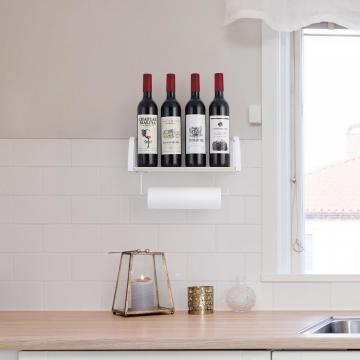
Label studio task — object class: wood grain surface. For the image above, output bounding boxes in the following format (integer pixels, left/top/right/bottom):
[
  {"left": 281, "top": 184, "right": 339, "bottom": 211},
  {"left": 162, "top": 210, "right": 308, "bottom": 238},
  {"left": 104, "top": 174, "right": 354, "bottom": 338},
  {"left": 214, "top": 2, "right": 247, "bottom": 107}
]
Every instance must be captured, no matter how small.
[{"left": 0, "top": 311, "right": 360, "bottom": 350}]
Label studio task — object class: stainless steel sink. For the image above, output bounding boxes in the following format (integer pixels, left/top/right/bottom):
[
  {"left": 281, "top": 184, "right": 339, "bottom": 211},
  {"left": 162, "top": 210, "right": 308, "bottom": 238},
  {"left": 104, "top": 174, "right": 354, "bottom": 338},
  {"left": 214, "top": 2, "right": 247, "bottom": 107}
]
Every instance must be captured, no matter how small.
[{"left": 301, "top": 317, "right": 360, "bottom": 335}]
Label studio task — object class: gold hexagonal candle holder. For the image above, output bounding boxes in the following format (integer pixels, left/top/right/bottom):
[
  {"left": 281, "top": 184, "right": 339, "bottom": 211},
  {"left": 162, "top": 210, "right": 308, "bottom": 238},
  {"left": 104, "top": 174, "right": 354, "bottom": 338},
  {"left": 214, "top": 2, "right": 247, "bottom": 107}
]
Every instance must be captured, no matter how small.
[{"left": 111, "top": 249, "right": 175, "bottom": 317}]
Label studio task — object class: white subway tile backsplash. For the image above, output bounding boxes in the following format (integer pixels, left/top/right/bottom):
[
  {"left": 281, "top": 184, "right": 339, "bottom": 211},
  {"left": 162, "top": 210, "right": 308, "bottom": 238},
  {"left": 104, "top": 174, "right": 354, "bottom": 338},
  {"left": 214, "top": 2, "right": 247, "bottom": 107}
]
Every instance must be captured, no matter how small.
[
  {"left": 42, "top": 167, "right": 99, "bottom": 195},
  {"left": 186, "top": 196, "right": 245, "bottom": 224},
  {"left": 0, "top": 254, "right": 13, "bottom": 280},
  {"left": 248, "top": 282, "right": 273, "bottom": 310},
  {"left": 100, "top": 224, "right": 157, "bottom": 252},
  {"left": 12, "top": 139, "right": 71, "bottom": 166},
  {"left": 0, "top": 138, "right": 354, "bottom": 311},
  {"left": 13, "top": 196, "right": 71, "bottom": 223},
  {"left": 44, "top": 282, "right": 103, "bottom": 310},
  {"left": 0, "top": 172, "right": 14, "bottom": 194},
  {"left": 166, "top": 253, "right": 188, "bottom": 281},
  {"left": 0, "top": 282, "right": 43, "bottom": 310},
  {"left": 170, "top": 281, "right": 188, "bottom": 309},
  {"left": 215, "top": 225, "right": 261, "bottom": 253},
  {"left": 0, "top": 224, "right": 42, "bottom": 252},
  {"left": 142, "top": 173, "right": 214, "bottom": 192},
  {"left": 188, "top": 253, "right": 245, "bottom": 281},
  {"left": 212, "top": 282, "right": 230, "bottom": 310},
  {"left": 100, "top": 282, "right": 116, "bottom": 310},
  {"left": 14, "top": 254, "right": 71, "bottom": 281},
  {"left": 71, "top": 254, "right": 118, "bottom": 281},
  {"left": 71, "top": 196, "right": 130, "bottom": 224},
  {"left": 216, "top": 254, "right": 246, "bottom": 281},
  {"left": 0, "top": 140, "right": 12, "bottom": 166},
  {"left": 158, "top": 225, "right": 215, "bottom": 253},
  {"left": 213, "top": 168, "right": 261, "bottom": 196},
  {"left": 245, "top": 197, "right": 261, "bottom": 224},
  {"left": 71, "top": 140, "right": 127, "bottom": 167},
  {"left": 0, "top": 167, "right": 42, "bottom": 195},
  {"left": 0, "top": 196, "right": 13, "bottom": 223},
  {"left": 331, "top": 283, "right": 360, "bottom": 310},
  {"left": 273, "top": 283, "right": 332, "bottom": 310},
  {"left": 245, "top": 253, "right": 262, "bottom": 282},
  {"left": 99, "top": 168, "right": 140, "bottom": 195},
  {"left": 43, "top": 224, "right": 100, "bottom": 253}
]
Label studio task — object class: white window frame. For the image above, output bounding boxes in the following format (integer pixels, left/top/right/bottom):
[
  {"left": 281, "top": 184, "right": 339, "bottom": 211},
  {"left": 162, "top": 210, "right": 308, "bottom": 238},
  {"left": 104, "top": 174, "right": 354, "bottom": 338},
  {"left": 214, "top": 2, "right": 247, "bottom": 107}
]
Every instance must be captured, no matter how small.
[{"left": 261, "top": 23, "right": 360, "bottom": 282}]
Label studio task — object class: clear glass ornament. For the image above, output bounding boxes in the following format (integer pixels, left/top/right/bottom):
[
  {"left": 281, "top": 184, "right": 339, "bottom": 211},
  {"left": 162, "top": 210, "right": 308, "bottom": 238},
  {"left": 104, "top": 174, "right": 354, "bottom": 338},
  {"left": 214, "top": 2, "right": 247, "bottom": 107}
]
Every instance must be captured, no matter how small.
[{"left": 226, "top": 282, "right": 256, "bottom": 312}]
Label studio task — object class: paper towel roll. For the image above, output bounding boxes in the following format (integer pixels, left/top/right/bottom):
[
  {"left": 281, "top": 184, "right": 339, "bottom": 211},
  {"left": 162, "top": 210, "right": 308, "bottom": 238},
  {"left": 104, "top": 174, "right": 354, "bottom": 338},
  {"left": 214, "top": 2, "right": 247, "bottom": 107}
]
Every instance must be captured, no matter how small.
[{"left": 147, "top": 187, "right": 221, "bottom": 210}]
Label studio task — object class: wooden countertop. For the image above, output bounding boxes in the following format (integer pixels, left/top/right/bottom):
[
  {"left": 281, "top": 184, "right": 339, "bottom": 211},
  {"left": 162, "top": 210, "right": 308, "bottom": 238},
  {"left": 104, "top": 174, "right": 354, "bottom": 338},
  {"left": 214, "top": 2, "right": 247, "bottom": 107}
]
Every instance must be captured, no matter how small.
[{"left": 1, "top": 311, "right": 360, "bottom": 350}]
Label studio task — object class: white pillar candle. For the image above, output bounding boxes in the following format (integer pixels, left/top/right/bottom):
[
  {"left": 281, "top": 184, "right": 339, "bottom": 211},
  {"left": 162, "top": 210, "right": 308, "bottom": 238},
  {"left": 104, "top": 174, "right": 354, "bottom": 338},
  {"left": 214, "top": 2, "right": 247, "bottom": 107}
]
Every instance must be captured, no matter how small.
[{"left": 131, "top": 275, "right": 154, "bottom": 311}]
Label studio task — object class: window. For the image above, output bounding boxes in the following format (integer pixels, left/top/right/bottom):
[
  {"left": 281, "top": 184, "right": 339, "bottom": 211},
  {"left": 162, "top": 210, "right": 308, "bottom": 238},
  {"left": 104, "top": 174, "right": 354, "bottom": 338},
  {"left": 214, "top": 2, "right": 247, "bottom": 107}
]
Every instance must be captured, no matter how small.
[
  {"left": 262, "top": 23, "right": 360, "bottom": 279},
  {"left": 303, "top": 28, "right": 360, "bottom": 274}
]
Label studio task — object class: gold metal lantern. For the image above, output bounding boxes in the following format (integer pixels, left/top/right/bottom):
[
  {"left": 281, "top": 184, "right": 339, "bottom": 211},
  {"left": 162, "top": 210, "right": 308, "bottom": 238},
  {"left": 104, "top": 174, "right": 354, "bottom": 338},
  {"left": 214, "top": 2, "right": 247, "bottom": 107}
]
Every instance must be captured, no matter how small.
[{"left": 111, "top": 249, "right": 175, "bottom": 316}]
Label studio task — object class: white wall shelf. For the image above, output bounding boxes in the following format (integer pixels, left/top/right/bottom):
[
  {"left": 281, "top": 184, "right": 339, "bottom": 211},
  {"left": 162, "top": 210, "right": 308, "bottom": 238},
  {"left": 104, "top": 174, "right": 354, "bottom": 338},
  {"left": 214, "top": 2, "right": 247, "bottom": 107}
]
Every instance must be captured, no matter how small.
[{"left": 128, "top": 136, "right": 241, "bottom": 173}]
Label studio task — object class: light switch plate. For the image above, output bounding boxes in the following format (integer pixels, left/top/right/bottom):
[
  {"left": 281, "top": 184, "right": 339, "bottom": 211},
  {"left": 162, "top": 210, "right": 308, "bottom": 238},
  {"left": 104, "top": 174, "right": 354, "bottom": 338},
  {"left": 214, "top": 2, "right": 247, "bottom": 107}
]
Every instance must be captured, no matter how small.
[{"left": 248, "top": 105, "right": 262, "bottom": 125}]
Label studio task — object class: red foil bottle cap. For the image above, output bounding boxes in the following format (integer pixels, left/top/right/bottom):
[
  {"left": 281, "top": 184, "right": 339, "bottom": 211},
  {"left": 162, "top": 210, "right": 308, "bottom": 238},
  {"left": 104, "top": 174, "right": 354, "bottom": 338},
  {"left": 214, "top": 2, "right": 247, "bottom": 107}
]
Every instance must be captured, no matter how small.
[
  {"left": 191, "top": 73, "right": 200, "bottom": 92},
  {"left": 143, "top": 73, "right": 152, "bottom": 92},
  {"left": 166, "top": 73, "right": 176, "bottom": 92},
  {"left": 214, "top": 73, "right": 224, "bottom": 92}
]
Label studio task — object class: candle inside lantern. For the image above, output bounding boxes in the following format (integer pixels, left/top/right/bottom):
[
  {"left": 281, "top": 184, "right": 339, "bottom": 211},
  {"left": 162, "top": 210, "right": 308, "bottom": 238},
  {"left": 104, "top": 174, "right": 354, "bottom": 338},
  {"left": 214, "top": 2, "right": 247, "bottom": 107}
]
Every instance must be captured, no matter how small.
[{"left": 131, "top": 274, "right": 154, "bottom": 311}]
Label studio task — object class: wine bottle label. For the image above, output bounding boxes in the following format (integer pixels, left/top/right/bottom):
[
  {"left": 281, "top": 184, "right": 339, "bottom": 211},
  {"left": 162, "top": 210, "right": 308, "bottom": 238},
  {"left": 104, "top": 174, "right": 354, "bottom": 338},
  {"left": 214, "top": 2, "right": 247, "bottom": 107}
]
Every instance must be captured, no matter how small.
[
  {"left": 210, "top": 115, "right": 230, "bottom": 154},
  {"left": 161, "top": 116, "right": 181, "bottom": 155},
  {"left": 186, "top": 114, "right": 206, "bottom": 154},
  {"left": 137, "top": 114, "right": 158, "bottom": 154}
]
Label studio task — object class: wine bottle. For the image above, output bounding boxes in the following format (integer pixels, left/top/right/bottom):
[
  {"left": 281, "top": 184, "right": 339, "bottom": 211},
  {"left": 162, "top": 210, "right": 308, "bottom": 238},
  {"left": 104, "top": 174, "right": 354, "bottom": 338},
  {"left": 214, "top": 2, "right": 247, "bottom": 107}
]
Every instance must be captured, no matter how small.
[
  {"left": 185, "top": 73, "right": 206, "bottom": 167},
  {"left": 137, "top": 73, "right": 158, "bottom": 167},
  {"left": 161, "top": 73, "right": 182, "bottom": 167},
  {"left": 209, "top": 73, "right": 230, "bottom": 167}
]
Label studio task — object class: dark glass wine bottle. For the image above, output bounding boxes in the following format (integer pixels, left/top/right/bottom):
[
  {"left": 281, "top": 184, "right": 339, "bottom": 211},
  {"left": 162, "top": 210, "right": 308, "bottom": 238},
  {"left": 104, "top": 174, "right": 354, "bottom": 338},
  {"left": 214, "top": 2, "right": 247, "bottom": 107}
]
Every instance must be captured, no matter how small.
[
  {"left": 137, "top": 73, "right": 158, "bottom": 167},
  {"left": 209, "top": 73, "right": 230, "bottom": 167},
  {"left": 161, "top": 73, "right": 182, "bottom": 167},
  {"left": 185, "top": 73, "right": 206, "bottom": 167}
]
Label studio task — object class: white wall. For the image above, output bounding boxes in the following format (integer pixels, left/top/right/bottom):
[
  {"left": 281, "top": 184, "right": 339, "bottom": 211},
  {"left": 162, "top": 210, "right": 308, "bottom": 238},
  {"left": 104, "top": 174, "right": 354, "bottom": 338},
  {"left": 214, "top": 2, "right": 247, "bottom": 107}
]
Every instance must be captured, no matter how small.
[
  {"left": 0, "top": 138, "right": 264, "bottom": 310},
  {"left": 0, "top": 0, "right": 261, "bottom": 140},
  {"left": 1, "top": 138, "right": 359, "bottom": 311},
  {"left": 0, "top": 0, "right": 356, "bottom": 311},
  {"left": 0, "top": 0, "right": 265, "bottom": 310}
]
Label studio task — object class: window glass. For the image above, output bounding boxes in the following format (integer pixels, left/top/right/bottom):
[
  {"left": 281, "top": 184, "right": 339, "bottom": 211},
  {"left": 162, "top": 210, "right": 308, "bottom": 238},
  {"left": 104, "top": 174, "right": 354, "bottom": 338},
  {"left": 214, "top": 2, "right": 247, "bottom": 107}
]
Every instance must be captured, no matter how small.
[{"left": 303, "top": 29, "right": 360, "bottom": 273}]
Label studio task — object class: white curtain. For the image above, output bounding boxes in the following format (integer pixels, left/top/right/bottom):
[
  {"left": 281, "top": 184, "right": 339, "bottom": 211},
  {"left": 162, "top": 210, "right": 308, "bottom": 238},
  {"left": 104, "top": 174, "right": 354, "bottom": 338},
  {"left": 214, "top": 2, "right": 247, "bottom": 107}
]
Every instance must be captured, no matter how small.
[{"left": 225, "top": 0, "right": 360, "bottom": 32}]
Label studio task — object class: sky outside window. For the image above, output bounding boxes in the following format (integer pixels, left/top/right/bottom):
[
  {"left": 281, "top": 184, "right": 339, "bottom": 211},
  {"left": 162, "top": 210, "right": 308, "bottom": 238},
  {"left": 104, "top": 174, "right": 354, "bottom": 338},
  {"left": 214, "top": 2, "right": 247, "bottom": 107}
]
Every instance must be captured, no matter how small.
[
  {"left": 303, "top": 28, "right": 360, "bottom": 274},
  {"left": 303, "top": 29, "right": 360, "bottom": 172}
]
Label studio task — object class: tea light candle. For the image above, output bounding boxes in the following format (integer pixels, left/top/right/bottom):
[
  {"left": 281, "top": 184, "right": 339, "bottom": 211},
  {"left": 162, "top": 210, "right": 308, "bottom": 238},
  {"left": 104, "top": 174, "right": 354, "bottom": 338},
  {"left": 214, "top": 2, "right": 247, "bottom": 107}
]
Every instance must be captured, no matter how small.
[{"left": 131, "top": 275, "right": 154, "bottom": 311}]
